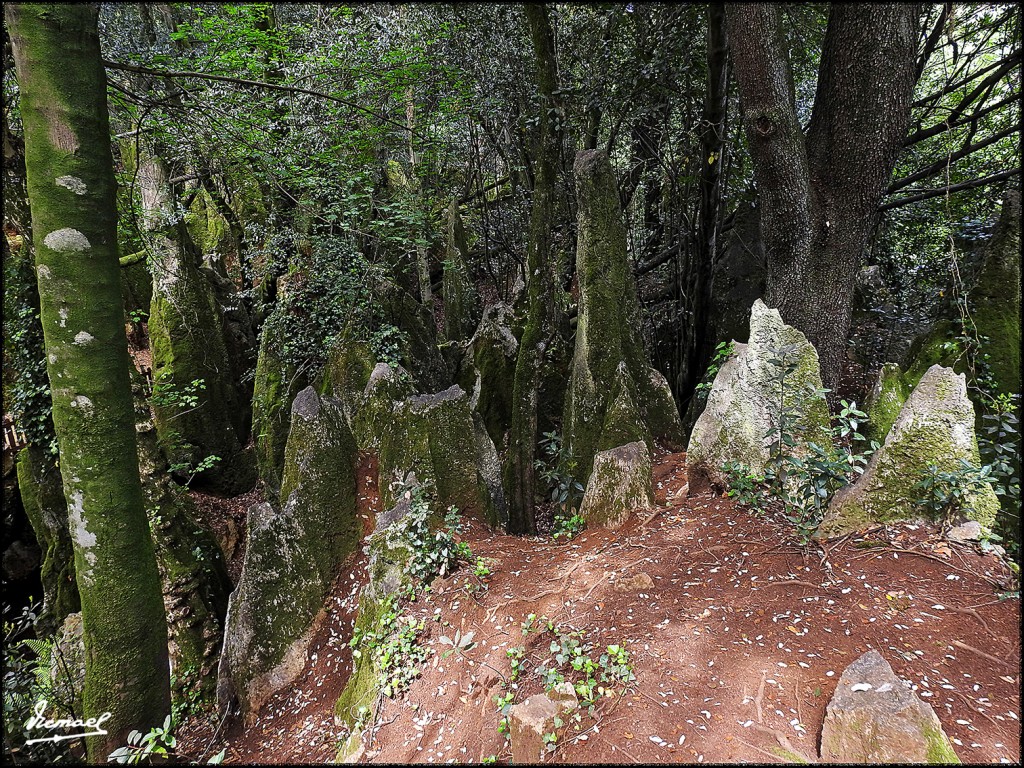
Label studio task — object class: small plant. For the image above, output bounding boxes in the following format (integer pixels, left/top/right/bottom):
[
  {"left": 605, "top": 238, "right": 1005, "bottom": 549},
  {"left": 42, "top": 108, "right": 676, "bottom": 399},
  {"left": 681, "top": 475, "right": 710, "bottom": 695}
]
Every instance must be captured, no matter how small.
[
  {"left": 914, "top": 459, "right": 996, "bottom": 526},
  {"left": 695, "top": 341, "right": 735, "bottom": 394},
  {"left": 349, "top": 596, "right": 430, "bottom": 699},
  {"left": 722, "top": 461, "right": 767, "bottom": 511},
  {"left": 108, "top": 715, "right": 225, "bottom": 764},
  {"left": 400, "top": 485, "right": 473, "bottom": 587},
  {"left": 150, "top": 377, "right": 206, "bottom": 411},
  {"left": 535, "top": 431, "right": 586, "bottom": 538}
]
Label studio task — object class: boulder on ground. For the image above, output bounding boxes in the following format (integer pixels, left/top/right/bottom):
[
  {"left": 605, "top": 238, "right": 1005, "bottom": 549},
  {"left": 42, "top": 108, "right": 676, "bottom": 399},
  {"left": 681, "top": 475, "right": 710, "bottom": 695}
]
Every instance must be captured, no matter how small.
[
  {"left": 218, "top": 387, "right": 358, "bottom": 720},
  {"left": 686, "top": 299, "right": 831, "bottom": 493},
  {"left": 563, "top": 149, "right": 683, "bottom": 485},
  {"left": 819, "top": 364, "right": 998, "bottom": 538},
  {"left": 509, "top": 685, "right": 579, "bottom": 764},
  {"left": 820, "top": 649, "right": 959, "bottom": 763},
  {"left": 578, "top": 441, "right": 653, "bottom": 529}
]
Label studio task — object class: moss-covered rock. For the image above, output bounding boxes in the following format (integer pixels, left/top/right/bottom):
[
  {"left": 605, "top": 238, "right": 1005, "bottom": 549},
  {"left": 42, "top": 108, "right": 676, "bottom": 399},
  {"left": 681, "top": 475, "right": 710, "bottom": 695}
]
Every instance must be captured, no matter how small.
[
  {"left": 441, "top": 201, "right": 480, "bottom": 344},
  {"left": 563, "top": 150, "right": 683, "bottom": 484},
  {"left": 16, "top": 445, "right": 79, "bottom": 636},
  {"left": 379, "top": 283, "right": 451, "bottom": 393},
  {"left": 820, "top": 649, "right": 959, "bottom": 763},
  {"left": 333, "top": 497, "right": 416, "bottom": 731},
  {"left": 819, "top": 365, "right": 999, "bottom": 538},
  {"left": 50, "top": 612, "right": 85, "bottom": 717},
  {"left": 319, "top": 328, "right": 377, "bottom": 419},
  {"left": 351, "top": 363, "right": 415, "bottom": 452},
  {"left": 252, "top": 318, "right": 308, "bottom": 498},
  {"left": 377, "top": 385, "right": 501, "bottom": 526},
  {"left": 133, "top": 371, "right": 230, "bottom": 708},
  {"left": 578, "top": 441, "right": 653, "bottom": 529},
  {"left": 687, "top": 299, "right": 832, "bottom": 493},
  {"left": 972, "top": 189, "right": 1021, "bottom": 396},
  {"left": 456, "top": 303, "right": 518, "bottom": 447},
  {"left": 864, "top": 363, "right": 911, "bottom": 444},
  {"left": 218, "top": 387, "right": 358, "bottom": 720}
]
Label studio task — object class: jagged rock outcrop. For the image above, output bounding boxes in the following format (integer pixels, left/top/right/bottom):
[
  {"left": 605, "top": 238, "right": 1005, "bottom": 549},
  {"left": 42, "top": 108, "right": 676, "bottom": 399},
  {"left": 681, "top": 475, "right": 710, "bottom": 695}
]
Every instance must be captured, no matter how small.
[
  {"left": 578, "top": 441, "right": 653, "bottom": 529},
  {"left": 687, "top": 299, "right": 832, "bottom": 493},
  {"left": 441, "top": 200, "right": 480, "bottom": 344},
  {"left": 251, "top": 316, "right": 308, "bottom": 498},
  {"left": 819, "top": 365, "right": 999, "bottom": 538},
  {"left": 563, "top": 149, "right": 683, "bottom": 483},
  {"left": 864, "top": 362, "right": 911, "bottom": 444},
  {"left": 218, "top": 387, "right": 358, "bottom": 719},
  {"left": 133, "top": 370, "right": 230, "bottom": 706},
  {"left": 377, "top": 385, "right": 504, "bottom": 526},
  {"left": 457, "top": 303, "right": 518, "bottom": 447},
  {"left": 320, "top": 329, "right": 377, "bottom": 419},
  {"left": 820, "top": 649, "right": 959, "bottom": 763}
]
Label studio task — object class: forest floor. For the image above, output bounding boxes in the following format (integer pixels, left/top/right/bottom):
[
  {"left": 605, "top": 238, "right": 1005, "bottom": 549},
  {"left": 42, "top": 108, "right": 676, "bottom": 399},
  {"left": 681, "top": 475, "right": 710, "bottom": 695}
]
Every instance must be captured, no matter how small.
[{"left": 179, "top": 450, "right": 1021, "bottom": 765}]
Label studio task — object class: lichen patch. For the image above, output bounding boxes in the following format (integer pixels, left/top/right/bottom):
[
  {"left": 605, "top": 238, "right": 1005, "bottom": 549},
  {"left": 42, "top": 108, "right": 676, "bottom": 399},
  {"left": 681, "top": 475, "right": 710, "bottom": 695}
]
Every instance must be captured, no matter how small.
[
  {"left": 73, "top": 330, "right": 95, "bottom": 346},
  {"left": 55, "top": 175, "right": 88, "bottom": 195},
  {"left": 43, "top": 228, "right": 91, "bottom": 253}
]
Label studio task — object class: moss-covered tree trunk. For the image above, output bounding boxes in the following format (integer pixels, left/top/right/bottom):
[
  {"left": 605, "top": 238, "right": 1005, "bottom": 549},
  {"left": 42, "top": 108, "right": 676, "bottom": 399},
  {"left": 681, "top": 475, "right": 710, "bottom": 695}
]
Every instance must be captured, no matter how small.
[
  {"left": 503, "top": 3, "right": 565, "bottom": 535},
  {"left": 7, "top": 4, "right": 170, "bottom": 758}
]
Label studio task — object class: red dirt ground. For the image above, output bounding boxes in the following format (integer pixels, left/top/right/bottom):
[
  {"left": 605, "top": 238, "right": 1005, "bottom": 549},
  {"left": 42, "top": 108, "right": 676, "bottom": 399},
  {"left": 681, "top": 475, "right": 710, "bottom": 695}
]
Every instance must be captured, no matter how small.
[{"left": 179, "top": 450, "right": 1021, "bottom": 764}]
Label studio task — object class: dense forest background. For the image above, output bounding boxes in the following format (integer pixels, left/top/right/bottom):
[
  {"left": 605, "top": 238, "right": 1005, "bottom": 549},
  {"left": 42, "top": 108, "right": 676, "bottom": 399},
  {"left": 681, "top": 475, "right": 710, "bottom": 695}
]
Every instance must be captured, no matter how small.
[{"left": 1, "top": 2, "right": 1020, "bottom": 763}]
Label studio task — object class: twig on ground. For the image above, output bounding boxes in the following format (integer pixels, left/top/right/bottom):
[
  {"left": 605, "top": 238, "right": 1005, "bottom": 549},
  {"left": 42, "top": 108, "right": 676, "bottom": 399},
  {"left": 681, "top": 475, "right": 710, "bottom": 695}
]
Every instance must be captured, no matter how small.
[{"left": 951, "top": 639, "right": 1013, "bottom": 668}]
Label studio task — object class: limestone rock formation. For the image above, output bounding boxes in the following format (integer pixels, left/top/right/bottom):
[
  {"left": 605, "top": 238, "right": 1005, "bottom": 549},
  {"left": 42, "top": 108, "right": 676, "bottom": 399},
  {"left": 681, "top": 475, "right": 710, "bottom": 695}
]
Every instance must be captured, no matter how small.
[
  {"left": 820, "top": 649, "right": 959, "bottom": 763},
  {"left": 578, "top": 441, "right": 653, "bottom": 529},
  {"left": 50, "top": 612, "right": 86, "bottom": 715},
  {"left": 687, "top": 299, "right": 832, "bottom": 493},
  {"left": 351, "top": 362, "right": 415, "bottom": 452},
  {"left": 819, "top": 365, "right": 999, "bottom": 538},
  {"left": 457, "top": 303, "right": 518, "bottom": 447},
  {"left": 320, "top": 329, "right": 377, "bottom": 420},
  {"left": 563, "top": 149, "right": 683, "bottom": 484},
  {"left": 864, "top": 362, "right": 910, "bottom": 444},
  {"left": 218, "top": 387, "right": 358, "bottom": 719}
]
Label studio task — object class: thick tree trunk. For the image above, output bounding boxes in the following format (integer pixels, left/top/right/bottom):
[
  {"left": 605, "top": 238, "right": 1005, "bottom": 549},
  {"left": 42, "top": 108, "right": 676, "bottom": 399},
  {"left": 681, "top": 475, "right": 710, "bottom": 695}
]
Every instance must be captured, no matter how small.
[
  {"left": 726, "top": 3, "right": 920, "bottom": 392},
  {"left": 504, "top": 3, "right": 564, "bottom": 535},
  {"left": 6, "top": 4, "right": 171, "bottom": 758}
]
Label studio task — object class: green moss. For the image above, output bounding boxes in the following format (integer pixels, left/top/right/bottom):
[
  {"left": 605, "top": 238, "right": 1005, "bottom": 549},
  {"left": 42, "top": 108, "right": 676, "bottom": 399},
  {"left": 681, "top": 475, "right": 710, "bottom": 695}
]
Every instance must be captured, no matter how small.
[
  {"left": 923, "top": 723, "right": 960, "bottom": 764},
  {"left": 865, "top": 363, "right": 910, "bottom": 443},
  {"left": 252, "top": 319, "right": 307, "bottom": 497},
  {"left": 318, "top": 328, "right": 376, "bottom": 410},
  {"left": 441, "top": 202, "right": 480, "bottom": 344}
]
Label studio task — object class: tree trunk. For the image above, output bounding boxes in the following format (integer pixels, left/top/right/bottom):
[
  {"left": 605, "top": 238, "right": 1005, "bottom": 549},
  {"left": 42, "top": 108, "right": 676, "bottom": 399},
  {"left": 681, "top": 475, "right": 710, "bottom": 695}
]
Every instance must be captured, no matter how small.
[
  {"left": 726, "top": 3, "right": 920, "bottom": 392},
  {"left": 503, "top": 3, "right": 564, "bottom": 535},
  {"left": 678, "top": 2, "right": 730, "bottom": 412},
  {"left": 6, "top": 4, "right": 171, "bottom": 758}
]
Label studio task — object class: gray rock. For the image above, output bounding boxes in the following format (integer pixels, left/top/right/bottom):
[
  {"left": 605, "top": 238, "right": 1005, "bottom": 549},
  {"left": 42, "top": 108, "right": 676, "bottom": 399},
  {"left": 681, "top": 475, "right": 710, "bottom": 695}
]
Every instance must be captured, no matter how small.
[
  {"left": 218, "top": 388, "right": 358, "bottom": 720},
  {"left": 578, "top": 441, "right": 653, "bottom": 529},
  {"left": 686, "top": 299, "right": 831, "bottom": 493},
  {"left": 50, "top": 612, "right": 85, "bottom": 712},
  {"left": 820, "top": 650, "right": 959, "bottom": 763},
  {"left": 946, "top": 520, "right": 983, "bottom": 543},
  {"left": 819, "top": 365, "right": 998, "bottom": 539}
]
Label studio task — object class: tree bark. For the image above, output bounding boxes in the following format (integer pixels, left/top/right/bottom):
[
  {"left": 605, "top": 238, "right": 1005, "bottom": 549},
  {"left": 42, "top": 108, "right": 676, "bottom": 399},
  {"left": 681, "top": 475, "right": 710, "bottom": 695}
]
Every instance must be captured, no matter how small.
[
  {"left": 726, "top": 3, "right": 921, "bottom": 392},
  {"left": 503, "top": 3, "right": 564, "bottom": 535},
  {"left": 6, "top": 4, "right": 171, "bottom": 758}
]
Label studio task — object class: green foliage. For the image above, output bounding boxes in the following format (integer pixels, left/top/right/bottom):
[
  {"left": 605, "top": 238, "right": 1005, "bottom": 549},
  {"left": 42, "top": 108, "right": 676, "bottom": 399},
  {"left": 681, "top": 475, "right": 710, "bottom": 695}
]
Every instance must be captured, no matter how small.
[
  {"left": 2, "top": 604, "right": 77, "bottom": 764},
  {"left": 348, "top": 595, "right": 430, "bottom": 700},
  {"left": 695, "top": 341, "right": 735, "bottom": 394},
  {"left": 400, "top": 485, "right": 473, "bottom": 588},
  {"left": 494, "top": 615, "right": 636, "bottom": 752},
  {"left": 534, "top": 431, "right": 586, "bottom": 538},
  {"left": 108, "top": 715, "right": 225, "bottom": 765},
  {"left": 977, "top": 394, "right": 1021, "bottom": 550},
  {"left": 914, "top": 459, "right": 997, "bottom": 526}
]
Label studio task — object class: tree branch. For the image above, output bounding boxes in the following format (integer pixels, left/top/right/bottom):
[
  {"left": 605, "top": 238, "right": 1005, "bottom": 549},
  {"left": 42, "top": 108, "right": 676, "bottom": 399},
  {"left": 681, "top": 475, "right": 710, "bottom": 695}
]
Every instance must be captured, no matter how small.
[
  {"left": 101, "top": 59, "right": 429, "bottom": 141},
  {"left": 880, "top": 167, "right": 1020, "bottom": 211},
  {"left": 912, "top": 50, "right": 1021, "bottom": 109},
  {"left": 904, "top": 92, "right": 1019, "bottom": 147},
  {"left": 889, "top": 123, "right": 1018, "bottom": 192},
  {"left": 914, "top": 2, "right": 951, "bottom": 83}
]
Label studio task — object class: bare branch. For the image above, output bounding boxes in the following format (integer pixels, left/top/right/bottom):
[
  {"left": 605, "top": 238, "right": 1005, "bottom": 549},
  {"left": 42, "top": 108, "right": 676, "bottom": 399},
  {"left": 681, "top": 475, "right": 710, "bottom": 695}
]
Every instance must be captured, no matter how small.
[{"left": 880, "top": 167, "right": 1020, "bottom": 210}]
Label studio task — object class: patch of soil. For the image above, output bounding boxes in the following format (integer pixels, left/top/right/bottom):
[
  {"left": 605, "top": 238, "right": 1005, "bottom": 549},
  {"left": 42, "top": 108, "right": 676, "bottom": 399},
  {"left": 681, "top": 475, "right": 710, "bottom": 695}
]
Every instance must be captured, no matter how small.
[{"left": 182, "top": 451, "right": 1021, "bottom": 764}]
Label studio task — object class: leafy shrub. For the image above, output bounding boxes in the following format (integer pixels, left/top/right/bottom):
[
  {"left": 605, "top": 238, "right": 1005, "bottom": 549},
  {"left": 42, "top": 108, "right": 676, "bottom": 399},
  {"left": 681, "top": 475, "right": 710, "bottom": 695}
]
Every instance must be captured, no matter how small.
[
  {"left": 400, "top": 484, "right": 473, "bottom": 588},
  {"left": 534, "top": 431, "right": 586, "bottom": 539}
]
